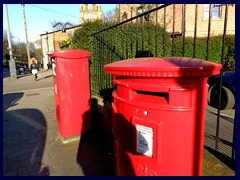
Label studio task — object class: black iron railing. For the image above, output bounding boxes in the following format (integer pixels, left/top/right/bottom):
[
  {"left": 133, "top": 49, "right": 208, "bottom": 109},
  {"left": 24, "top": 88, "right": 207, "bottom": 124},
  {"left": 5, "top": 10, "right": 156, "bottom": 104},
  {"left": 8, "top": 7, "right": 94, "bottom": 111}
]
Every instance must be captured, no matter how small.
[{"left": 91, "top": 4, "right": 235, "bottom": 163}]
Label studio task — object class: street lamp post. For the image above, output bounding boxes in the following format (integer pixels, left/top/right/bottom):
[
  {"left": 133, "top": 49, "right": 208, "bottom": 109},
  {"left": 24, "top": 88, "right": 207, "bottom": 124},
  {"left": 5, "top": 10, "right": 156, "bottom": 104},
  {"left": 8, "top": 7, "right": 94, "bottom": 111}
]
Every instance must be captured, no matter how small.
[
  {"left": 21, "top": 4, "right": 31, "bottom": 68},
  {"left": 4, "top": 4, "right": 17, "bottom": 79},
  {"left": 43, "top": 31, "right": 49, "bottom": 69}
]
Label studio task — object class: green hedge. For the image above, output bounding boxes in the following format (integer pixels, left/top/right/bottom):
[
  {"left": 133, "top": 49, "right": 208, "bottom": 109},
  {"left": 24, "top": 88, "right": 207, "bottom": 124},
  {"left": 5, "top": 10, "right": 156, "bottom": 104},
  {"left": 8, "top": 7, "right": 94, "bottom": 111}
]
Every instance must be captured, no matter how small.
[
  {"left": 60, "top": 21, "right": 235, "bottom": 70},
  {"left": 60, "top": 21, "right": 171, "bottom": 60},
  {"left": 173, "top": 35, "right": 235, "bottom": 67},
  {"left": 59, "top": 21, "right": 235, "bottom": 96}
]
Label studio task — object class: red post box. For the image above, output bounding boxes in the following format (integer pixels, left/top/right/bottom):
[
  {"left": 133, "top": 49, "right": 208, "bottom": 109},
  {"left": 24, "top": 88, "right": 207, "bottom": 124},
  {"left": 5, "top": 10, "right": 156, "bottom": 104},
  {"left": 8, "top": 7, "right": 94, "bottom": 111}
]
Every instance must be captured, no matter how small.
[
  {"left": 50, "top": 50, "right": 91, "bottom": 138},
  {"left": 104, "top": 57, "right": 222, "bottom": 176}
]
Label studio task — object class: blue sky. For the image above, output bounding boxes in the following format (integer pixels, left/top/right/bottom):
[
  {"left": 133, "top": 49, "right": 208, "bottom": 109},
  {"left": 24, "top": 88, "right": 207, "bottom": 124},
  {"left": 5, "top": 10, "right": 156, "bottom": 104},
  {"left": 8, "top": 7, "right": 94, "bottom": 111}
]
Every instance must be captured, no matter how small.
[{"left": 3, "top": 4, "right": 117, "bottom": 43}]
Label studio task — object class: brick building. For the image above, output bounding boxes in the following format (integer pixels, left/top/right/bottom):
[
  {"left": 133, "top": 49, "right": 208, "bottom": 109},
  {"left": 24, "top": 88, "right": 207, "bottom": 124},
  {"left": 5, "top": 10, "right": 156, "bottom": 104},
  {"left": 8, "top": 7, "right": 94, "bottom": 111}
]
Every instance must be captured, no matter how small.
[
  {"left": 40, "top": 25, "right": 81, "bottom": 69},
  {"left": 119, "top": 4, "right": 235, "bottom": 37}
]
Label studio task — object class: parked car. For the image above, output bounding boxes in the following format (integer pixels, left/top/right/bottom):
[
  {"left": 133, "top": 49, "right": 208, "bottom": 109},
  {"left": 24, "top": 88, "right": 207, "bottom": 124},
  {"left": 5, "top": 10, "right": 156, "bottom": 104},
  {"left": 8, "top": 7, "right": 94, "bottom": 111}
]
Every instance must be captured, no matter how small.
[{"left": 208, "top": 71, "right": 235, "bottom": 110}]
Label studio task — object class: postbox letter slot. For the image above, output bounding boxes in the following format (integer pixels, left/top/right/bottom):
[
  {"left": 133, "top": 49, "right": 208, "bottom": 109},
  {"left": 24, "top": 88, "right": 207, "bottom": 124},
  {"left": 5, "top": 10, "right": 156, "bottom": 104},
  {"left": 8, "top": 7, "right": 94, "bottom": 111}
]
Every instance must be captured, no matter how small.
[{"left": 132, "top": 90, "right": 169, "bottom": 105}]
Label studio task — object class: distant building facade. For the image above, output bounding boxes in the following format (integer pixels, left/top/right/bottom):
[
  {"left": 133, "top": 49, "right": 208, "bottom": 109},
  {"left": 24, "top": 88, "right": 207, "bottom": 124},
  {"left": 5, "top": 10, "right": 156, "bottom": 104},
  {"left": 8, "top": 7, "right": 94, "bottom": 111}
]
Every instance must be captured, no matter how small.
[
  {"left": 80, "top": 4, "right": 105, "bottom": 23},
  {"left": 119, "top": 4, "right": 235, "bottom": 37},
  {"left": 40, "top": 25, "right": 81, "bottom": 69}
]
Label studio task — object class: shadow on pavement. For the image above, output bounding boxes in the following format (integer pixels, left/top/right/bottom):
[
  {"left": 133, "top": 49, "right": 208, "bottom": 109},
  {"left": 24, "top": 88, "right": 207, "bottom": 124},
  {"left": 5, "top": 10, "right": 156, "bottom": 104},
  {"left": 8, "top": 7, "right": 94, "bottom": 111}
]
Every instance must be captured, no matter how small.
[
  {"left": 77, "top": 97, "right": 160, "bottom": 176},
  {"left": 3, "top": 93, "right": 24, "bottom": 112},
  {"left": 3, "top": 67, "right": 10, "bottom": 78},
  {"left": 3, "top": 93, "right": 49, "bottom": 176},
  {"left": 3, "top": 67, "right": 32, "bottom": 79},
  {"left": 76, "top": 98, "right": 115, "bottom": 176},
  {"left": 36, "top": 74, "right": 53, "bottom": 81}
]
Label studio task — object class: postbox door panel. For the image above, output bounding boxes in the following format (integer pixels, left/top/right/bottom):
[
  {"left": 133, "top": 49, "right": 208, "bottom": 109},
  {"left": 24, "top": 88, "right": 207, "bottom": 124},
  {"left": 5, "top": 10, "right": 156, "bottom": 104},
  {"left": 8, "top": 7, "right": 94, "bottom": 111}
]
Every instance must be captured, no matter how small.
[
  {"left": 113, "top": 97, "right": 202, "bottom": 175},
  {"left": 131, "top": 111, "right": 200, "bottom": 175}
]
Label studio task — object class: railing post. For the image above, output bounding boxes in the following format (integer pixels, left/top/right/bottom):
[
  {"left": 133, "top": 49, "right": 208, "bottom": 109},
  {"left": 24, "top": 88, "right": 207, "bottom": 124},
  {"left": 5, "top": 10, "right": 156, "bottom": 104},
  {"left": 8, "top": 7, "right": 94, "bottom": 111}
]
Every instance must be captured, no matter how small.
[
  {"left": 206, "top": 4, "right": 212, "bottom": 61},
  {"left": 193, "top": 4, "right": 198, "bottom": 58},
  {"left": 155, "top": 4, "right": 158, "bottom": 57},
  {"left": 148, "top": 4, "right": 151, "bottom": 57},
  {"left": 172, "top": 4, "right": 176, "bottom": 56},
  {"left": 182, "top": 4, "right": 186, "bottom": 57},
  {"left": 126, "top": 21, "right": 129, "bottom": 59},
  {"left": 163, "top": 6, "right": 166, "bottom": 57},
  {"left": 142, "top": 7, "right": 144, "bottom": 52},
  {"left": 131, "top": 10, "right": 133, "bottom": 58},
  {"left": 215, "top": 4, "right": 229, "bottom": 151}
]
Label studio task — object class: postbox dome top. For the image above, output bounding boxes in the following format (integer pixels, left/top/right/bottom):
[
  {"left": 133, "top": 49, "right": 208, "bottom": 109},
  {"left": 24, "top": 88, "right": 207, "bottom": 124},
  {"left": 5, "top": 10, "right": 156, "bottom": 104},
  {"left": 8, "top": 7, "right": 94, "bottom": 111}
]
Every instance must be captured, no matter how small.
[
  {"left": 49, "top": 50, "right": 91, "bottom": 59},
  {"left": 104, "top": 57, "right": 222, "bottom": 77}
]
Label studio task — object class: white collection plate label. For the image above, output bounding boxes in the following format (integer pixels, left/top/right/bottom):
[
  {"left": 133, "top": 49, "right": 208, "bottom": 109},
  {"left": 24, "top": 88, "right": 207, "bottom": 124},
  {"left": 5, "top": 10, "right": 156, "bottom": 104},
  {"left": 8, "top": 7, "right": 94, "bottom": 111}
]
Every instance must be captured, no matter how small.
[{"left": 136, "top": 124, "right": 153, "bottom": 157}]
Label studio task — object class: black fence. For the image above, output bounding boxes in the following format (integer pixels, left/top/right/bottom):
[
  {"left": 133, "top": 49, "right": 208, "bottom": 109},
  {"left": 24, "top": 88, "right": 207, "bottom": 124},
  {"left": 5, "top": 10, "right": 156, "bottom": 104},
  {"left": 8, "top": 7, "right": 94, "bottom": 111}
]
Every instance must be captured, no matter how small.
[{"left": 91, "top": 4, "right": 235, "bottom": 166}]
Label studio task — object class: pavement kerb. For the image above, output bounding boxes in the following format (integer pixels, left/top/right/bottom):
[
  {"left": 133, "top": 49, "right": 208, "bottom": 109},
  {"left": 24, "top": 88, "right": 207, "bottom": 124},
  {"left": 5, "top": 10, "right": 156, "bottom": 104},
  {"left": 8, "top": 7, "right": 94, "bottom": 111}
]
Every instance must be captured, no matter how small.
[
  {"left": 206, "top": 109, "right": 235, "bottom": 120},
  {"left": 206, "top": 106, "right": 235, "bottom": 120}
]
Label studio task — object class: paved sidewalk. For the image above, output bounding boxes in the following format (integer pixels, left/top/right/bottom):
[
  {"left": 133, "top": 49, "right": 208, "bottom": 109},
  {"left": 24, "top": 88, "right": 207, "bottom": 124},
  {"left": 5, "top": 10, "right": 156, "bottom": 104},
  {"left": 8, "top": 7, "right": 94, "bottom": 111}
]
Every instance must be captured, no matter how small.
[
  {"left": 3, "top": 70, "right": 114, "bottom": 176},
  {"left": 3, "top": 69, "right": 54, "bottom": 94},
  {"left": 2, "top": 70, "right": 235, "bottom": 176}
]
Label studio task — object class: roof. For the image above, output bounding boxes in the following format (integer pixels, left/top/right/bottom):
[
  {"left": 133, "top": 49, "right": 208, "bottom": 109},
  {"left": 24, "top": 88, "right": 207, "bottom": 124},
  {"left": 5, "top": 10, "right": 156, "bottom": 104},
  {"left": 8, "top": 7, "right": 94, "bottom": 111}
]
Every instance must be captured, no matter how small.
[{"left": 39, "top": 24, "right": 82, "bottom": 36}]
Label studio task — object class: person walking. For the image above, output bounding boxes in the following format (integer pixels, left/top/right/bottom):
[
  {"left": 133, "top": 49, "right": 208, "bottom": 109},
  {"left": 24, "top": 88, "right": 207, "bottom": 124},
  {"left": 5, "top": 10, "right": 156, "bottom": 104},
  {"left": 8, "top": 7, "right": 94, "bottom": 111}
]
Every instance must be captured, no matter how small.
[{"left": 31, "top": 59, "right": 38, "bottom": 81}]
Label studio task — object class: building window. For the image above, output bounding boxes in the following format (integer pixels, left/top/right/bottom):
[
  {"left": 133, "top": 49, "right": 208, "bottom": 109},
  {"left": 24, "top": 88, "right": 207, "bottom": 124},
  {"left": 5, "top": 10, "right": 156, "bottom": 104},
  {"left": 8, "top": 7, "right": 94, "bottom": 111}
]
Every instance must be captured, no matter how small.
[
  {"left": 137, "top": 6, "right": 149, "bottom": 22},
  {"left": 204, "top": 4, "right": 222, "bottom": 19},
  {"left": 88, "top": 13, "right": 93, "bottom": 20},
  {"left": 122, "top": 12, "right": 128, "bottom": 21}
]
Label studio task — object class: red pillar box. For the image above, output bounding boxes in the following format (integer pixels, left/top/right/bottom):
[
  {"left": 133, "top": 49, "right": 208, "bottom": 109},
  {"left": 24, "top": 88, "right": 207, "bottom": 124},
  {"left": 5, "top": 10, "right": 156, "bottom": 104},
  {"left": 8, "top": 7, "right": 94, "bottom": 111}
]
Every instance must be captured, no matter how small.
[
  {"left": 104, "top": 57, "right": 222, "bottom": 176},
  {"left": 50, "top": 50, "right": 91, "bottom": 138}
]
